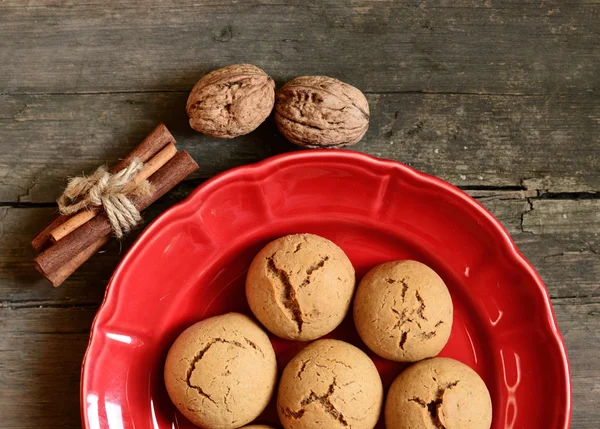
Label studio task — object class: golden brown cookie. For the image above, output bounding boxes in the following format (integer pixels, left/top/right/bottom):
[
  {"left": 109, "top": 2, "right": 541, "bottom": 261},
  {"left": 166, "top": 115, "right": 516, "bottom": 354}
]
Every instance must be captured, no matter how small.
[
  {"left": 277, "top": 339, "right": 383, "bottom": 429},
  {"left": 385, "top": 357, "right": 492, "bottom": 429},
  {"left": 353, "top": 260, "right": 453, "bottom": 362},
  {"left": 164, "top": 313, "right": 277, "bottom": 429},
  {"left": 246, "top": 234, "right": 355, "bottom": 341}
]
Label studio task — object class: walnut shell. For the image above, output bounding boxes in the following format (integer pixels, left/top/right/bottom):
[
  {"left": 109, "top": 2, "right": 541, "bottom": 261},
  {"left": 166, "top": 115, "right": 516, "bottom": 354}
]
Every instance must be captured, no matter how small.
[
  {"left": 275, "top": 76, "right": 370, "bottom": 148},
  {"left": 186, "top": 64, "right": 275, "bottom": 138}
]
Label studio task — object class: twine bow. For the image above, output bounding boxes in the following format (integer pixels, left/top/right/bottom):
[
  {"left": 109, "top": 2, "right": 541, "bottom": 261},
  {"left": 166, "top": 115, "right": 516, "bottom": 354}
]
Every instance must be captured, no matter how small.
[{"left": 57, "top": 158, "right": 153, "bottom": 238}]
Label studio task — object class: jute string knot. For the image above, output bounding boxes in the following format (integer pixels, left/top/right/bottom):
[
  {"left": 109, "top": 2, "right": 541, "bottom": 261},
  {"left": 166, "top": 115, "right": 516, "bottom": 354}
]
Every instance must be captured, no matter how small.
[{"left": 57, "top": 158, "right": 153, "bottom": 238}]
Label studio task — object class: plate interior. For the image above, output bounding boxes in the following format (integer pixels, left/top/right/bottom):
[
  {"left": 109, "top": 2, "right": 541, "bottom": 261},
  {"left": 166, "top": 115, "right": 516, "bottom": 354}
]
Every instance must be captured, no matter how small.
[{"left": 82, "top": 151, "right": 570, "bottom": 429}]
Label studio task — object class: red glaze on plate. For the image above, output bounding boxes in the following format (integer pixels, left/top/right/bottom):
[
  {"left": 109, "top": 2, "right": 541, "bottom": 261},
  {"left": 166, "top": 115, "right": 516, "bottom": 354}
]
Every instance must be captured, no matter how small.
[{"left": 81, "top": 150, "right": 571, "bottom": 429}]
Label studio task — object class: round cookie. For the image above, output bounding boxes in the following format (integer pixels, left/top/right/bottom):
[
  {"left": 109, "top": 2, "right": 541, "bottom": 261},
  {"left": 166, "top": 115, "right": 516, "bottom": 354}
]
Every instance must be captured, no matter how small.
[
  {"left": 277, "top": 339, "right": 383, "bottom": 429},
  {"left": 353, "top": 260, "right": 452, "bottom": 362},
  {"left": 164, "top": 313, "right": 277, "bottom": 429},
  {"left": 246, "top": 234, "right": 355, "bottom": 341},
  {"left": 385, "top": 357, "right": 492, "bottom": 429}
]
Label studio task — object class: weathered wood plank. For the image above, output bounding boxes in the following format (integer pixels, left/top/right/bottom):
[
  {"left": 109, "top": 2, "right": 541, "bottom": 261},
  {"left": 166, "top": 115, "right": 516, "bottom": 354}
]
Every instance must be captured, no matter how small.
[
  {"left": 1, "top": 92, "right": 598, "bottom": 204},
  {"left": 2, "top": 189, "right": 598, "bottom": 304},
  {"left": 0, "top": 92, "right": 283, "bottom": 203},
  {"left": 0, "top": 298, "right": 596, "bottom": 428},
  {"left": 370, "top": 93, "right": 599, "bottom": 192},
  {"left": 0, "top": 1, "right": 597, "bottom": 95},
  {"left": 0, "top": 188, "right": 190, "bottom": 305},
  {"left": 523, "top": 198, "right": 600, "bottom": 238},
  {"left": 551, "top": 298, "right": 600, "bottom": 428},
  {"left": 0, "top": 1, "right": 598, "bottom": 427},
  {"left": 0, "top": 307, "right": 96, "bottom": 429},
  {"left": 477, "top": 194, "right": 600, "bottom": 299}
]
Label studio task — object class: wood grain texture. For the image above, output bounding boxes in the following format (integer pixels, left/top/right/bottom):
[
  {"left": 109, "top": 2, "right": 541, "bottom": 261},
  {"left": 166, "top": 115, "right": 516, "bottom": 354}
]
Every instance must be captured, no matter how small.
[
  {"left": 0, "top": 189, "right": 191, "bottom": 305},
  {"left": 0, "top": 307, "right": 97, "bottom": 429},
  {"left": 551, "top": 298, "right": 600, "bottom": 428},
  {"left": 0, "top": 0, "right": 597, "bottom": 95},
  {"left": 0, "top": 91, "right": 598, "bottom": 203},
  {"left": 0, "top": 0, "right": 598, "bottom": 427}
]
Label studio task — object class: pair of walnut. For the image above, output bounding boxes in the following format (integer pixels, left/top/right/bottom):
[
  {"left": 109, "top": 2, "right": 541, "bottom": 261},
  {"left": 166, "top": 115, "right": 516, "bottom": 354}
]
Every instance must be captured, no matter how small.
[{"left": 186, "top": 64, "right": 370, "bottom": 148}]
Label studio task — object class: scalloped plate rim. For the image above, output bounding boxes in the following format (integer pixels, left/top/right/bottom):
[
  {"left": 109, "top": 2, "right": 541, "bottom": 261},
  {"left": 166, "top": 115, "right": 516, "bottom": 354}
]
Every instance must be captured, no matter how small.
[{"left": 80, "top": 149, "right": 572, "bottom": 428}]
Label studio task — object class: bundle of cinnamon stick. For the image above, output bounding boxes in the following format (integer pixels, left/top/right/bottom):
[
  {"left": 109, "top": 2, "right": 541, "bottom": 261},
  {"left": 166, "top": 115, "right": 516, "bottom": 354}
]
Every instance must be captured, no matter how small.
[{"left": 32, "top": 124, "right": 199, "bottom": 286}]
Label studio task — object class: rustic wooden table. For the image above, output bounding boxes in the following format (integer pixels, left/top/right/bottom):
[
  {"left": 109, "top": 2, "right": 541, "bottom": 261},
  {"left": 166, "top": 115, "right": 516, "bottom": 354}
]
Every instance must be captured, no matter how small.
[{"left": 0, "top": 1, "right": 598, "bottom": 428}]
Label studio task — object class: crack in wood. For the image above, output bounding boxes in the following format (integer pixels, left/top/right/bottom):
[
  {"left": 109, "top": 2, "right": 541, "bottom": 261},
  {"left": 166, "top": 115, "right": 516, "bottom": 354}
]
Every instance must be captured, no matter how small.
[
  {"left": 3, "top": 184, "right": 599, "bottom": 207},
  {"left": 0, "top": 301, "right": 99, "bottom": 309},
  {"left": 520, "top": 196, "right": 535, "bottom": 234}
]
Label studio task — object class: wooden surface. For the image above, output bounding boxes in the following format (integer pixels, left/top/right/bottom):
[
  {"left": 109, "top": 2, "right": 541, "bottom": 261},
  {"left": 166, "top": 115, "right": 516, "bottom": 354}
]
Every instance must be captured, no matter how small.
[{"left": 0, "top": 1, "right": 598, "bottom": 428}]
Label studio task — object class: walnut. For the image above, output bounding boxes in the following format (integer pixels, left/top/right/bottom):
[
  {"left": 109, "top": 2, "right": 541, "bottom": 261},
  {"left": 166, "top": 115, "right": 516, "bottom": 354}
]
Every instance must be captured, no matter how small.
[
  {"left": 186, "top": 64, "right": 275, "bottom": 138},
  {"left": 274, "top": 76, "right": 370, "bottom": 148}
]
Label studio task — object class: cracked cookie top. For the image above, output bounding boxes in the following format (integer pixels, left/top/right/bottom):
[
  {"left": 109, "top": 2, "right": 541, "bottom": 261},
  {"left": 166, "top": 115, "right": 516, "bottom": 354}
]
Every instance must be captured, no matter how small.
[
  {"left": 353, "top": 260, "right": 453, "bottom": 362},
  {"left": 277, "top": 339, "right": 383, "bottom": 429},
  {"left": 164, "top": 312, "right": 277, "bottom": 429},
  {"left": 385, "top": 357, "right": 492, "bottom": 429},
  {"left": 246, "top": 234, "right": 355, "bottom": 341}
]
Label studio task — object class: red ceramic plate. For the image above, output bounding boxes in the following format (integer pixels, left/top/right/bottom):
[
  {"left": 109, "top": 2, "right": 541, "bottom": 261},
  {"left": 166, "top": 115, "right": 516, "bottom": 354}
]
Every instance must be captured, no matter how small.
[{"left": 81, "top": 150, "right": 571, "bottom": 429}]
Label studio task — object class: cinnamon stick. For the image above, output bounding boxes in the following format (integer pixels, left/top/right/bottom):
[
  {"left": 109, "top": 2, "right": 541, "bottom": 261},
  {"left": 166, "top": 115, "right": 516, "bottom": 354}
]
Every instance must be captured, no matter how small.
[
  {"left": 113, "top": 123, "right": 176, "bottom": 172},
  {"left": 132, "top": 142, "right": 178, "bottom": 184},
  {"left": 48, "top": 143, "right": 178, "bottom": 242},
  {"left": 35, "top": 151, "right": 198, "bottom": 280},
  {"left": 31, "top": 123, "right": 175, "bottom": 252},
  {"left": 43, "top": 237, "right": 110, "bottom": 287},
  {"left": 31, "top": 215, "right": 70, "bottom": 252}
]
